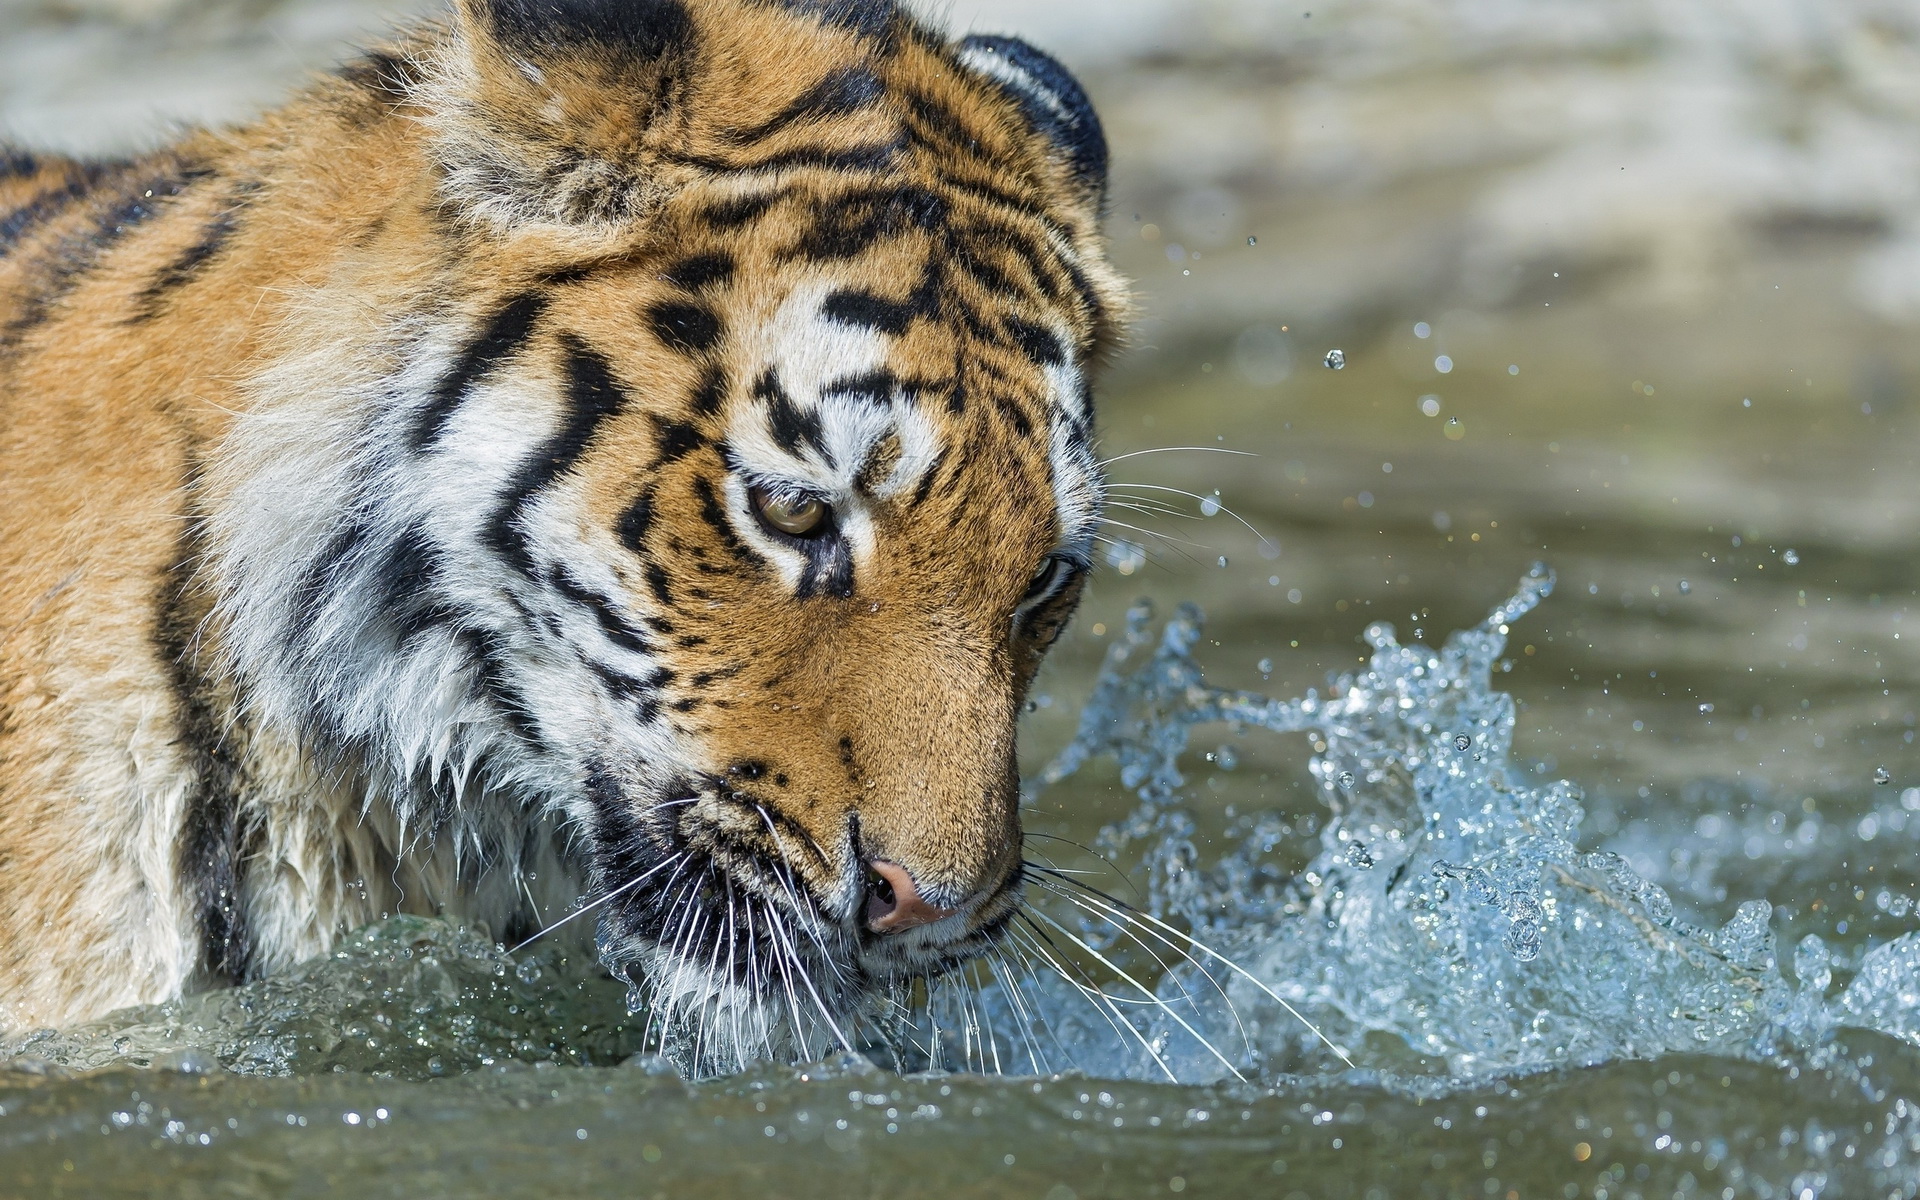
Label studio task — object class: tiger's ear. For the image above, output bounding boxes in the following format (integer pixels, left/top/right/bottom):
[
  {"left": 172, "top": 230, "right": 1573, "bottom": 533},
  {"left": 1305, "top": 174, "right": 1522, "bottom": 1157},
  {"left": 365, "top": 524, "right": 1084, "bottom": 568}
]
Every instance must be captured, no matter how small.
[
  {"left": 956, "top": 35, "right": 1109, "bottom": 211},
  {"left": 436, "top": 0, "right": 703, "bottom": 234}
]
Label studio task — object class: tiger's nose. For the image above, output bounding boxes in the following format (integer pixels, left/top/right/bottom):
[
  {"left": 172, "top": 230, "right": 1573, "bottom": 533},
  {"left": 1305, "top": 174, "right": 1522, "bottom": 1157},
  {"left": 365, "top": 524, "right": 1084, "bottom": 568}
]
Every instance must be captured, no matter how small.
[{"left": 864, "top": 860, "right": 959, "bottom": 934}]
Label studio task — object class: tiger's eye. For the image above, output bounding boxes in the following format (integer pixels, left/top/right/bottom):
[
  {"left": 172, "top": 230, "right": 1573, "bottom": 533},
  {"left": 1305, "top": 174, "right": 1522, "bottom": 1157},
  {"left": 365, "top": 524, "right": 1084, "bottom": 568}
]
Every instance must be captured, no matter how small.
[{"left": 751, "top": 487, "right": 829, "bottom": 538}]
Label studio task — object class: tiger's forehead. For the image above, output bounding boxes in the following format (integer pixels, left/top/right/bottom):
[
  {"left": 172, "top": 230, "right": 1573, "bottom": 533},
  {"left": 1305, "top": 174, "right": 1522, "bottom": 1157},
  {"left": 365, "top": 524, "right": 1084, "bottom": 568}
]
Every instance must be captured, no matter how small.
[{"left": 595, "top": 169, "right": 1104, "bottom": 522}]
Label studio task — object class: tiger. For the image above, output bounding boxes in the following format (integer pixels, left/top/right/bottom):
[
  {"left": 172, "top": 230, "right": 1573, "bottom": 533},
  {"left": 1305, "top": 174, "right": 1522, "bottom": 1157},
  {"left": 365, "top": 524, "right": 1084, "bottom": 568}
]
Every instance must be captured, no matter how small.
[{"left": 0, "top": 0, "right": 1124, "bottom": 1065}]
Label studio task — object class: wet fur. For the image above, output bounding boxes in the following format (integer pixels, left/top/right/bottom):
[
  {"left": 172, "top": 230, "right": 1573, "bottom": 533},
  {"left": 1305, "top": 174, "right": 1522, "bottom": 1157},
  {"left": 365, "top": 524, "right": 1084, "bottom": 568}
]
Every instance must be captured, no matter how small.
[{"left": 0, "top": 0, "right": 1123, "bottom": 1041}]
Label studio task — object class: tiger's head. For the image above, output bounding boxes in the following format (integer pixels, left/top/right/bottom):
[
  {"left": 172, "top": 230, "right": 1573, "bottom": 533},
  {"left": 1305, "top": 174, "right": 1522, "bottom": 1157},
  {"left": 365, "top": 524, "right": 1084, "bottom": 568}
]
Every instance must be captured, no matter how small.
[{"left": 214, "top": 0, "right": 1123, "bottom": 1061}]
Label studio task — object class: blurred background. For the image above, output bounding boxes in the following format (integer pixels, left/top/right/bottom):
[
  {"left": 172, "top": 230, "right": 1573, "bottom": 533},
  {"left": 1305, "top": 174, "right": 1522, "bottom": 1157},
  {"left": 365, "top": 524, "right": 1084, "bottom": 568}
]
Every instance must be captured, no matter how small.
[{"left": 5, "top": 0, "right": 1920, "bottom": 931}]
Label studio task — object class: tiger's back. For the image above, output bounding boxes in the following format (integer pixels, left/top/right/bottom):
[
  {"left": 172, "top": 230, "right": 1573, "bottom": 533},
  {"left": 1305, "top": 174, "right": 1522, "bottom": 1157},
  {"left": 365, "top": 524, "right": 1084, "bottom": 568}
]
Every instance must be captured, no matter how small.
[{"left": 0, "top": 0, "right": 1122, "bottom": 1055}]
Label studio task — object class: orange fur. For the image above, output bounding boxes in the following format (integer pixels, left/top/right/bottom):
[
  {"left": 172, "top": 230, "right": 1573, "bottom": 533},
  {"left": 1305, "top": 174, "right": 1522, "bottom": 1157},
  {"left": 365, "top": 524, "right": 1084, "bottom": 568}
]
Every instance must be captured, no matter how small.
[{"left": 0, "top": 0, "right": 1124, "bottom": 1042}]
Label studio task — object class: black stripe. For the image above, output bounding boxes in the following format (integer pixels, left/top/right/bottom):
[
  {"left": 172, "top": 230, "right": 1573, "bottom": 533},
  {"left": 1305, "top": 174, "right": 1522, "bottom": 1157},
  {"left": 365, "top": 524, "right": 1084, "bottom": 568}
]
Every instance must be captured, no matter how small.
[
  {"left": 677, "top": 138, "right": 905, "bottom": 176},
  {"left": 292, "top": 519, "right": 371, "bottom": 650},
  {"left": 377, "top": 521, "right": 458, "bottom": 647},
  {"left": 548, "top": 566, "right": 654, "bottom": 656},
  {"left": 618, "top": 488, "right": 656, "bottom": 556},
  {"left": 942, "top": 232, "right": 1017, "bottom": 298},
  {"left": 654, "top": 419, "right": 706, "bottom": 467},
  {"left": 413, "top": 292, "right": 550, "bottom": 450},
  {"left": 661, "top": 251, "right": 735, "bottom": 291},
  {"left": 1058, "top": 253, "right": 1111, "bottom": 339},
  {"left": 0, "top": 148, "right": 38, "bottom": 179},
  {"left": 689, "top": 365, "right": 728, "bottom": 416},
  {"left": 902, "top": 90, "right": 981, "bottom": 158},
  {"left": 822, "top": 369, "right": 898, "bottom": 403},
  {"left": 455, "top": 626, "right": 542, "bottom": 743},
  {"left": 756, "top": 369, "right": 826, "bottom": 460},
  {"left": 787, "top": 184, "right": 947, "bottom": 262},
  {"left": 729, "top": 67, "right": 886, "bottom": 145},
  {"left": 909, "top": 451, "right": 944, "bottom": 507},
  {"left": 3, "top": 164, "right": 208, "bottom": 343},
  {"left": 583, "top": 656, "right": 667, "bottom": 704},
  {"left": 485, "top": 334, "right": 633, "bottom": 578},
  {"left": 993, "top": 394, "right": 1034, "bottom": 439},
  {"left": 821, "top": 287, "right": 918, "bottom": 335},
  {"left": 691, "top": 475, "right": 757, "bottom": 565},
  {"left": 486, "top": 0, "right": 696, "bottom": 58},
  {"left": 699, "top": 189, "right": 789, "bottom": 228},
  {"left": 0, "top": 161, "right": 118, "bottom": 255},
  {"left": 797, "top": 536, "right": 855, "bottom": 600},
  {"left": 962, "top": 212, "right": 1068, "bottom": 304},
  {"left": 649, "top": 298, "right": 723, "bottom": 355},
  {"left": 132, "top": 193, "right": 251, "bottom": 322},
  {"left": 933, "top": 168, "right": 1065, "bottom": 240},
  {"left": 157, "top": 507, "right": 258, "bottom": 986},
  {"left": 645, "top": 563, "right": 675, "bottom": 607},
  {"left": 753, "top": 0, "right": 898, "bottom": 39},
  {"left": 1004, "top": 315, "right": 1066, "bottom": 366}
]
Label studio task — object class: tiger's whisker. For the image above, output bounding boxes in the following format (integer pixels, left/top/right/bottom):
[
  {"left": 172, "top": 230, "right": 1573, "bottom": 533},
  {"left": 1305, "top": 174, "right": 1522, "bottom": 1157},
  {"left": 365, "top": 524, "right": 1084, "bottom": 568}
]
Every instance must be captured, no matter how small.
[
  {"left": 1028, "top": 865, "right": 1355, "bottom": 1069},
  {"left": 1011, "top": 917, "right": 1178, "bottom": 1083},
  {"left": 1099, "top": 447, "right": 1258, "bottom": 468},
  {"left": 1025, "top": 907, "right": 1247, "bottom": 1082},
  {"left": 508, "top": 851, "right": 684, "bottom": 953}
]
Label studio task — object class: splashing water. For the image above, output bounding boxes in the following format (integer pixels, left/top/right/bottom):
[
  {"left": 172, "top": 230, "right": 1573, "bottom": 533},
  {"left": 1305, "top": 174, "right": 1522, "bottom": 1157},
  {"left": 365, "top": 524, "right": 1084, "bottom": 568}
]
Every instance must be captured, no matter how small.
[{"left": 927, "top": 564, "right": 1920, "bottom": 1088}]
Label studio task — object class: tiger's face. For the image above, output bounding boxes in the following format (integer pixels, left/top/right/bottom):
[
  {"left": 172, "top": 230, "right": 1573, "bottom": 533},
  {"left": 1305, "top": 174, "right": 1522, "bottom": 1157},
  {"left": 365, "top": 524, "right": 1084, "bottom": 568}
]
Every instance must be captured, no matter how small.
[
  {"left": 212, "top": 0, "right": 1124, "bottom": 1055},
  {"left": 547, "top": 176, "right": 1105, "bottom": 1003}
]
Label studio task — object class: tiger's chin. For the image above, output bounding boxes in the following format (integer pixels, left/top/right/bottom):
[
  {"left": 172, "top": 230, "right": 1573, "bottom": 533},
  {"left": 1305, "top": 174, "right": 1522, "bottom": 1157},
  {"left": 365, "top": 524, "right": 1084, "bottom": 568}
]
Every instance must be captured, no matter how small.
[{"left": 590, "top": 844, "right": 1022, "bottom": 1075}]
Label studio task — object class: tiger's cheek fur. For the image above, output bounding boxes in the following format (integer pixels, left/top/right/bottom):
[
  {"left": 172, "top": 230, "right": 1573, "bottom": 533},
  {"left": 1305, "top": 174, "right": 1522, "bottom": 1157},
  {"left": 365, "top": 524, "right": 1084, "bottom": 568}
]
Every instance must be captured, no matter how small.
[{"left": 0, "top": 0, "right": 1126, "bottom": 1033}]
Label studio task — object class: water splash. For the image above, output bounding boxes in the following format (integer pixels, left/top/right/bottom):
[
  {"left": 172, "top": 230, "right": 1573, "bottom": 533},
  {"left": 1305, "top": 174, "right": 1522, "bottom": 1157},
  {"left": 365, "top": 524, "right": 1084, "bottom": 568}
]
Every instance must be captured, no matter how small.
[
  {"left": 0, "top": 917, "right": 642, "bottom": 1080},
  {"left": 982, "top": 565, "right": 1920, "bottom": 1084}
]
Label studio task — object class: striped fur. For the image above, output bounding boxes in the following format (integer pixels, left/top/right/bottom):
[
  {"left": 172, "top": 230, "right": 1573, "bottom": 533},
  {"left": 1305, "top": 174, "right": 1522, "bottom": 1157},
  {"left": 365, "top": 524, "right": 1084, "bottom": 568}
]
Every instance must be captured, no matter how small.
[{"left": 0, "top": 0, "right": 1123, "bottom": 1053}]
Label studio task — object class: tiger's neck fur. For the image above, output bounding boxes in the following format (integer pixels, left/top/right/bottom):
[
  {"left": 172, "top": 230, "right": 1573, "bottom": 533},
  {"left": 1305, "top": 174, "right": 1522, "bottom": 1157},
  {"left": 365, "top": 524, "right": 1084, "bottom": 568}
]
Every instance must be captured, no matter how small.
[{"left": 0, "top": 0, "right": 1123, "bottom": 1035}]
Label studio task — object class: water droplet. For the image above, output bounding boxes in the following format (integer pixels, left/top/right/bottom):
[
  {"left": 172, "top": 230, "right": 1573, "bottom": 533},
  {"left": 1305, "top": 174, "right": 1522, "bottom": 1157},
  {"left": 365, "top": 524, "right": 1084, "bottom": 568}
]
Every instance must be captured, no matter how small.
[
  {"left": 1875, "top": 766, "right": 1892, "bottom": 786},
  {"left": 1782, "top": 549, "right": 1800, "bottom": 566},
  {"left": 1419, "top": 395, "right": 1441, "bottom": 417},
  {"left": 1453, "top": 734, "right": 1472, "bottom": 752},
  {"left": 1677, "top": 580, "right": 1691, "bottom": 594},
  {"left": 1434, "top": 355, "right": 1454, "bottom": 374},
  {"left": 1214, "top": 745, "right": 1239, "bottom": 771},
  {"left": 1344, "top": 841, "right": 1374, "bottom": 869},
  {"left": 1105, "top": 540, "right": 1146, "bottom": 576},
  {"left": 1199, "top": 494, "right": 1222, "bottom": 517},
  {"left": 1505, "top": 922, "right": 1541, "bottom": 962},
  {"left": 1506, "top": 892, "right": 1542, "bottom": 923},
  {"left": 1257, "top": 658, "right": 1274, "bottom": 674},
  {"left": 1247, "top": 236, "right": 1258, "bottom": 246},
  {"left": 514, "top": 958, "right": 542, "bottom": 985},
  {"left": 1323, "top": 349, "right": 1346, "bottom": 370},
  {"left": 1443, "top": 417, "right": 1465, "bottom": 441},
  {"left": 1794, "top": 935, "right": 1832, "bottom": 994},
  {"left": 1216, "top": 556, "right": 1230, "bottom": 569},
  {"left": 1413, "top": 322, "right": 1431, "bottom": 339},
  {"left": 1337, "top": 771, "right": 1355, "bottom": 789}
]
